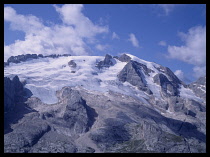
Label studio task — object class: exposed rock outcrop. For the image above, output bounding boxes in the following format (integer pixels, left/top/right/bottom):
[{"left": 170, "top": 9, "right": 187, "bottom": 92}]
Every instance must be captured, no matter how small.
[
  {"left": 7, "top": 54, "right": 38, "bottom": 64},
  {"left": 68, "top": 60, "right": 77, "bottom": 68},
  {"left": 118, "top": 54, "right": 131, "bottom": 62},
  {"left": 117, "top": 60, "right": 153, "bottom": 94},
  {"left": 56, "top": 87, "right": 97, "bottom": 134},
  {"left": 153, "top": 73, "right": 179, "bottom": 97},
  {"left": 4, "top": 54, "right": 72, "bottom": 67},
  {"left": 4, "top": 76, "right": 24, "bottom": 112},
  {"left": 189, "top": 76, "right": 206, "bottom": 100},
  {"left": 96, "top": 54, "right": 115, "bottom": 69}
]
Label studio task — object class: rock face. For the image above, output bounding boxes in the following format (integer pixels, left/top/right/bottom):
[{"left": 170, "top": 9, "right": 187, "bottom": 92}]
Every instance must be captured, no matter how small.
[
  {"left": 118, "top": 54, "right": 131, "bottom": 62},
  {"left": 4, "top": 62, "right": 9, "bottom": 67},
  {"left": 56, "top": 87, "right": 96, "bottom": 134},
  {"left": 4, "top": 86, "right": 97, "bottom": 153},
  {"left": 4, "top": 77, "right": 15, "bottom": 112},
  {"left": 117, "top": 60, "right": 153, "bottom": 94},
  {"left": 7, "top": 54, "right": 38, "bottom": 64},
  {"left": 96, "top": 54, "right": 115, "bottom": 69},
  {"left": 4, "top": 54, "right": 72, "bottom": 67},
  {"left": 4, "top": 76, "right": 24, "bottom": 112},
  {"left": 189, "top": 76, "right": 206, "bottom": 100},
  {"left": 153, "top": 73, "right": 179, "bottom": 97},
  {"left": 68, "top": 60, "right": 77, "bottom": 68}
]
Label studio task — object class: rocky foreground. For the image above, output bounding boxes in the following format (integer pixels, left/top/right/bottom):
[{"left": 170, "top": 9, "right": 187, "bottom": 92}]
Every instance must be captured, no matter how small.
[{"left": 4, "top": 54, "right": 206, "bottom": 153}]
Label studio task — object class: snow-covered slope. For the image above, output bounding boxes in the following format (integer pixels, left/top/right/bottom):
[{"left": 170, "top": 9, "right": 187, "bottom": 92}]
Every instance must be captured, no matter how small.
[
  {"left": 5, "top": 55, "right": 129, "bottom": 104},
  {"left": 4, "top": 54, "right": 203, "bottom": 105}
]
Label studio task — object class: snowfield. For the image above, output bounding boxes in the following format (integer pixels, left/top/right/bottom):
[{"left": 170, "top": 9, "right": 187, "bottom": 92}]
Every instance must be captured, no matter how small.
[
  {"left": 4, "top": 54, "right": 202, "bottom": 105},
  {"left": 5, "top": 56, "right": 129, "bottom": 104}
]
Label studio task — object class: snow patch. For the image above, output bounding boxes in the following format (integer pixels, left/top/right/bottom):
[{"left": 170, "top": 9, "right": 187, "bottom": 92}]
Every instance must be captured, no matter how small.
[{"left": 179, "top": 85, "right": 203, "bottom": 103}]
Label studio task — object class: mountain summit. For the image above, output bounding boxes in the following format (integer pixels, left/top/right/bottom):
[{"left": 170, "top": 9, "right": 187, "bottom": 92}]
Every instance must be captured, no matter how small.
[{"left": 4, "top": 53, "right": 206, "bottom": 153}]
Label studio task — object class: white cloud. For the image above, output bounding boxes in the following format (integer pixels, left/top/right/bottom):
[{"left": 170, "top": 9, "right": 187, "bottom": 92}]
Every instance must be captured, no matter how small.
[
  {"left": 4, "top": 6, "right": 44, "bottom": 34},
  {"left": 53, "top": 4, "right": 108, "bottom": 38},
  {"left": 158, "top": 40, "right": 167, "bottom": 46},
  {"left": 174, "top": 69, "right": 192, "bottom": 83},
  {"left": 157, "top": 4, "right": 176, "bottom": 15},
  {"left": 174, "top": 70, "right": 184, "bottom": 81},
  {"left": 128, "top": 33, "right": 139, "bottom": 47},
  {"left": 4, "top": 5, "right": 108, "bottom": 61},
  {"left": 193, "top": 66, "right": 206, "bottom": 79},
  {"left": 167, "top": 25, "right": 206, "bottom": 79},
  {"left": 95, "top": 44, "right": 109, "bottom": 51},
  {"left": 112, "top": 32, "right": 119, "bottom": 40}
]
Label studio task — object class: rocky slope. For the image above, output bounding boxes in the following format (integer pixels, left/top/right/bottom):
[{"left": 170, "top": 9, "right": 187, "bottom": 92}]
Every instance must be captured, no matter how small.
[
  {"left": 4, "top": 53, "right": 206, "bottom": 153},
  {"left": 189, "top": 76, "right": 206, "bottom": 100}
]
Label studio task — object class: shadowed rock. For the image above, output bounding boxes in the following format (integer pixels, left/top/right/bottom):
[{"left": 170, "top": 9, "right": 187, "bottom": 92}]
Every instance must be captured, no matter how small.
[
  {"left": 5, "top": 54, "right": 72, "bottom": 67},
  {"left": 68, "top": 60, "right": 77, "bottom": 68},
  {"left": 96, "top": 54, "right": 116, "bottom": 69},
  {"left": 153, "top": 73, "right": 179, "bottom": 96},
  {"left": 56, "top": 87, "right": 98, "bottom": 134}
]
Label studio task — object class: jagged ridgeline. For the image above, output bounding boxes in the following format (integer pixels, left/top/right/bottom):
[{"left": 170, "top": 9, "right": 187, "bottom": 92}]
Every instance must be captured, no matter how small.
[{"left": 4, "top": 53, "right": 206, "bottom": 153}]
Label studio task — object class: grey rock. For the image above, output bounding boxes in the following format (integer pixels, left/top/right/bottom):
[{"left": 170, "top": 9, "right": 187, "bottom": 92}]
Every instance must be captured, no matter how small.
[
  {"left": 38, "top": 54, "right": 43, "bottom": 58},
  {"left": 45, "top": 54, "right": 59, "bottom": 58},
  {"left": 25, "top": 97, "right": 44, "bottom": 109},
  {"left": 118, "top": 61, "right": 145, "bottom": 87},
  {"left": 185, "top": 99, "right": 206, "bottom": 112},
  {"left": 4, "top": 77, "right": 15, "bottom": 112},
  {"left": 4, "top": 113, "right": 51, "bottom": 153},
  {"left": 167, "top": 96, "right": 188, "bottom": 113},
  {"left": 153, "top": 73, "right": 179, "bottom": 96},
  {"left": 29, "top": 131, "right": 77, "bottom": 153},
  {"left": 77, "top": 146, "right": 95, "bottom": 153},
  {"left": 189, "top": 76, "right": 206, "bottom": 100},
  {"left": 104, "top": 54, "right": 114, "bottom": 65},
  {"left": 4, "top": 76, "right": 24, "bottom": 112},
  {"left": 117, "top": 60, "right": 153, "bottom": 94},
  {"left": 6, "top": 54, "right": 72, "bottom": 66},
  {"left": 68, "top": 60, "right": 77, "bottom": 68},
  {"left": 156, "top": 66, "right": 181, "bottom": 86},
  {"left": 4, "top": 62, "right": 9, "bottom": 67},
  {"left": 62, "top": 54, "right": 72, "bottom": 57},
  {"left": 90, "top": 118, "right": 131, "bottom": 150},
  {"left": 118, "top": 54, "right": 131, "bottom": 62},
  {"left": 113, "top": 56, "right": 119, "bottom": 59},
  {"left": 56, "top": 87, "right": 97, "bottom": 134},
  {"left": 7, "top": 54, "right": 38, "bottom": 64},
  {"left": 96, "top": 54, "right": 115, "bottom": 69},
  {"left": 12, "top": 75, "right": 23, "bottom": 94}
]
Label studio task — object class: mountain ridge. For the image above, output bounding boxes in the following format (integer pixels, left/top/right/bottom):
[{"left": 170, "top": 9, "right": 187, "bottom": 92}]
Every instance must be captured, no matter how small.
[{"left": 4, "top": 53, "right": 206, "bottom": 153}]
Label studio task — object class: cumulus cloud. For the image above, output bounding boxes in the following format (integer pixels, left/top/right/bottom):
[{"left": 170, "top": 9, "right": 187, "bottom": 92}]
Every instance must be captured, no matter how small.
[
  {"left": 4, "top": 5, "right": 108, "bottom": 61},
  {"left": 112, "top": 32, "right": 119, "bottom": 40},
  {"left": 4, "top": 6, "right": 44, "bottom": 33},
  {"left": 193, "top": 66, "right": 206, "bottom": 79},
  {"left": 158, "top": 40, "right": 167, "bottom": 46},
  {"left": 95, "top": 44, "right": 109, "bottom": 51},
  {"left": 167, "top": 25, "right": 206, "bottom": 78},
  {"left": 128, "top": 33, "right": 139, "bottom": 47}
]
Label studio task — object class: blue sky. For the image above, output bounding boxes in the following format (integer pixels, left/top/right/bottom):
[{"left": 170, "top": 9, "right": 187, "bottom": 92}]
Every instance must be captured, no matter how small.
[{"left": 4, "top": 4, "right": 206, "bottom": 83}]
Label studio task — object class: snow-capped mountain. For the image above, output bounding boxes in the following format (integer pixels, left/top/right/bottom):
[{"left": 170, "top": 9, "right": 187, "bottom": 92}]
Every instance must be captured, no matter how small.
[{"left": 4, "top": 53, "right": 206, "bottom": 153}]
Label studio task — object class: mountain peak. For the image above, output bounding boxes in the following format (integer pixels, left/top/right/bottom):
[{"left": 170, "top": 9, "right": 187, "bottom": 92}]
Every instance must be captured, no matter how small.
[{"left": 4, "top": 53, "right": 206, "bottom": 153}]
